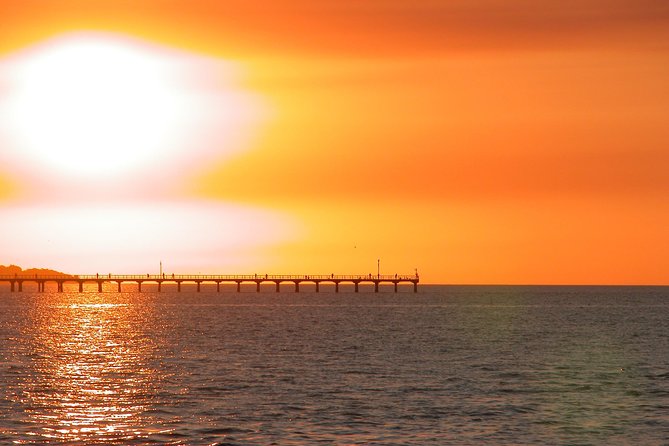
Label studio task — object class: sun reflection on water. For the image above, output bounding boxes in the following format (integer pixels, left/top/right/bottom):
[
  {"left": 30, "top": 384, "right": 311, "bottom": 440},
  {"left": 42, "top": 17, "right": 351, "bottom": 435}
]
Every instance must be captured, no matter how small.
[{"left": 14, "top": 293, "right": 171, "bottom": 443}]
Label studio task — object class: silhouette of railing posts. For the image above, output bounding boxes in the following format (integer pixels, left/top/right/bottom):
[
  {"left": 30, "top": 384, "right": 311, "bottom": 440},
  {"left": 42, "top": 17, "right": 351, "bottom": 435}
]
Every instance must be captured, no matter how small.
[{"left": 0, "top": 274, "right": 419, "bottom": 293}]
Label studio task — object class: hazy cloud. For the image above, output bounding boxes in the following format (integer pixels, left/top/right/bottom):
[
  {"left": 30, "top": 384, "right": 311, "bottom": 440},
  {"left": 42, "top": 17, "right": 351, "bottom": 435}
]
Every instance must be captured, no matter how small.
[{"left": 4, "top": 0, "right": 669, "bottom": 56}]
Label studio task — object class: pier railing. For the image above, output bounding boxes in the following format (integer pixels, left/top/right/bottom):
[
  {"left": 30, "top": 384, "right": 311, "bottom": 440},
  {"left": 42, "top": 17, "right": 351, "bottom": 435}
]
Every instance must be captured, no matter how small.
[
  {"left": 0, "top": 274, "right": 419, "bottom": 293},
  {"left": 0, "top": 274, "right": 417, "bottom": 281}
]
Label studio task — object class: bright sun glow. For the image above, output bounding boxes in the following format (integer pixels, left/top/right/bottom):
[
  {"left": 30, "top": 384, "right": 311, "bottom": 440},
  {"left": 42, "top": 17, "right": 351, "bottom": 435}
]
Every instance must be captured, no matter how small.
[
  {"left": 1, "top": 32, "right": 260, "bottom": 179},
  {"left": 0, "top": 33, "right": 291, "bottom": 272}
]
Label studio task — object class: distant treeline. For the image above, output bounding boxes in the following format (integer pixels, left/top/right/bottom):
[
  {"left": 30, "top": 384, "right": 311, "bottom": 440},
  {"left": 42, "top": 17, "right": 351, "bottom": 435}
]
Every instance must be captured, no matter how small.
[{"left": 0, "top": 264, "right": 68, "bottom": 277}]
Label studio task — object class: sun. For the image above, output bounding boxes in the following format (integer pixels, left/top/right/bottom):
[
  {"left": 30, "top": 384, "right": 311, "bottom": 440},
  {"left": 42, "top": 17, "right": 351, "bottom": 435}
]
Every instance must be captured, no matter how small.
[{"left": 1, "top": 32, "right": 255, "bottom": 179}]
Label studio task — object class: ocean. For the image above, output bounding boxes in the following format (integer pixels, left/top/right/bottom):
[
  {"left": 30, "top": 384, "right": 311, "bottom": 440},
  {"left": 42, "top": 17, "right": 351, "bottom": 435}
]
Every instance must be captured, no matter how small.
[{"left": 0, "top": 285, "right": 667, "bottom": 445}]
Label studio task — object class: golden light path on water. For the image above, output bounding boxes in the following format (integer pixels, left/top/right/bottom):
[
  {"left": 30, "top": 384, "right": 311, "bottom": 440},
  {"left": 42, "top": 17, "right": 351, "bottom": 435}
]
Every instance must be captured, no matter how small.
[{"left": 14, "top": 293, "right": 172, "bottom": 443}]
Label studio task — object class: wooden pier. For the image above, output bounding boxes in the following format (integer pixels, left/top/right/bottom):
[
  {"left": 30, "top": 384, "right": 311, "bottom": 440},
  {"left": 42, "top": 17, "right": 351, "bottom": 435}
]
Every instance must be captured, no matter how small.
[{"left": 0, "top": 274, "right": 419, "bottom": 293}]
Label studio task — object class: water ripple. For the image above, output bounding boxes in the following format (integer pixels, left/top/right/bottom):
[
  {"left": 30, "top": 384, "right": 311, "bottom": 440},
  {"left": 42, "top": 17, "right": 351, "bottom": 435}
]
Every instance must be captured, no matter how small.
[{"left": 0, "top": 287, "right": 667, "bottom": 444}]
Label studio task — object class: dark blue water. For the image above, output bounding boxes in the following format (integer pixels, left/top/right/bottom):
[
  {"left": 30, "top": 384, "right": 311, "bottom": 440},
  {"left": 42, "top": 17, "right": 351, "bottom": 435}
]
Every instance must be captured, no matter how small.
[{"left": 0, "top": 285, "right": 667, "bottom": 444}]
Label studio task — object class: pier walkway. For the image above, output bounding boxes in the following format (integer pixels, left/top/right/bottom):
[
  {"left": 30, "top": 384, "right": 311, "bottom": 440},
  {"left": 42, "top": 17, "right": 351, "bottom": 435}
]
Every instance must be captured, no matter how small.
[{"left": 0, "top": 274, "right": 419, "bottom": 293}]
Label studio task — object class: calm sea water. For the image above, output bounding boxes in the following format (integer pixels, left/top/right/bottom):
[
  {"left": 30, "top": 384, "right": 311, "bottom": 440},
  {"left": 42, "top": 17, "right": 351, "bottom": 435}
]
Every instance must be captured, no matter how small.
[{"left": 0, "top": 285, "right": 667, "bottom": 445}]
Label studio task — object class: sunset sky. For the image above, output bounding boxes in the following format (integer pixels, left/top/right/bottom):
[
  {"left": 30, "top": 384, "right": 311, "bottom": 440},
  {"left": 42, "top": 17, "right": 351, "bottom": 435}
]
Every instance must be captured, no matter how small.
[{"left": 1, "top": 0, "right": 668, "bottom": 284}]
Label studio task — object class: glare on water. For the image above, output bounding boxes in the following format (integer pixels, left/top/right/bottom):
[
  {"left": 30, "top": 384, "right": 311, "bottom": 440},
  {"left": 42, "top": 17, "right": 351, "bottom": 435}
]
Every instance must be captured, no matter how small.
[
  {"left": 0, "top": 286, "right": 667, "bottom": 445},
  {"left": 6, "top": 293, "right": 170, "bottom": 443}
]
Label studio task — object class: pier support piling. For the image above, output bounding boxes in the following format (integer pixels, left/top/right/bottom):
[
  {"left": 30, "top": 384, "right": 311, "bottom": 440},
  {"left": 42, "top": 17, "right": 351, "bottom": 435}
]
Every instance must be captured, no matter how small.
[{"left": 0, "top": 273, "right": 419, "bottom": 295}]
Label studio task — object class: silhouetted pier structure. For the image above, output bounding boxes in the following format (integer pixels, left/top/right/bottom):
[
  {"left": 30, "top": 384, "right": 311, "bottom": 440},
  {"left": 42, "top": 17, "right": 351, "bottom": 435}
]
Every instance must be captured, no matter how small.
[{"left": 0, "top": 274, "right": 419, "bottom": 293}]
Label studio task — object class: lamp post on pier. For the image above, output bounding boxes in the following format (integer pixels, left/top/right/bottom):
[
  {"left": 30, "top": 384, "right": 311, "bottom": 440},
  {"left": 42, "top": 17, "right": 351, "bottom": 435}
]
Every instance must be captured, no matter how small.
[{"left": 377, "top": 259, "right": 380, "bottom": 279}]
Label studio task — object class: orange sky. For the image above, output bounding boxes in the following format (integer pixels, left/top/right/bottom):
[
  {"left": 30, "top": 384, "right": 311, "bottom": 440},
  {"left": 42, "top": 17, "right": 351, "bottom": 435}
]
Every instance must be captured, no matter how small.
[{"left": 1, "top": 0, "right": 668, "bottom": 284}]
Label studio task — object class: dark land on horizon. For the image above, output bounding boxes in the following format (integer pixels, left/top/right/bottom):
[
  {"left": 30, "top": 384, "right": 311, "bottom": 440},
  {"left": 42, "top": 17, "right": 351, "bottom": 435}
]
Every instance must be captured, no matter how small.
[{"left": 0, "top": 264, "right": 67, "bottom": 277}]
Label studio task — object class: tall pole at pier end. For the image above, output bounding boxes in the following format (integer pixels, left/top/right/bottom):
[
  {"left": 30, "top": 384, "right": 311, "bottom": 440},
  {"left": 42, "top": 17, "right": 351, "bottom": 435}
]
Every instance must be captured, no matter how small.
[{"left": 377, "top": 259, "right": 380, "bottom": 278}]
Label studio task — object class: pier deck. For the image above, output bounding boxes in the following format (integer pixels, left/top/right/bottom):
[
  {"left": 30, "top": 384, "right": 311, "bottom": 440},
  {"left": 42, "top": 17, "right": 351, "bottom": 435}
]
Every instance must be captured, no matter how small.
[{"left": 0, "top": 274, "right": 419, "bottom": 293}]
